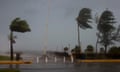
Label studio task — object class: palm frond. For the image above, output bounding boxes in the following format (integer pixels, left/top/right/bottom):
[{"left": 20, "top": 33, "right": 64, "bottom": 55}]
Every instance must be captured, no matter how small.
[{"left": 76, "top": 8, "right": 92, "bottom": 29}]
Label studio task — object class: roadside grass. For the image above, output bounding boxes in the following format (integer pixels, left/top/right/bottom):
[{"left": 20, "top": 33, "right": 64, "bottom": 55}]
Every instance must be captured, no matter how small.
[
  {"left": 0, "top": 55, "right": 20, "bottom": 72},
  {"left": 0, "top": 55, "right": 10, "bottom": 61},
  {"left": 0, "top": 69, "right": 20, "bottom": 72}
]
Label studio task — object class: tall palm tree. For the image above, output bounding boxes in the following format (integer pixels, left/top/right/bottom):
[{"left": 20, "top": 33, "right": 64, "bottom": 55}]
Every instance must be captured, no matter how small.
[
  {"left": 95, "top": 13, "right": 100, "bottom": 54},
  {"left": 76, "top": 8, "right": 92, "bottom": 52},
  {"left": 9, "top": 17, "right": 31, "bottom": 60},
  {"left": 97, "top": 9, "right": 116, "bottom": 54}
]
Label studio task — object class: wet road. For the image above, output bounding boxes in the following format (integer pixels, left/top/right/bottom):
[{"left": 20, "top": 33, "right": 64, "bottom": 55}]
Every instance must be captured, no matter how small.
[
  {"left": 1, "top": 54, "right": 120, "bottom": 72},
  {"left": 1, "top": 63, "right": 120, "bottom": 72}
]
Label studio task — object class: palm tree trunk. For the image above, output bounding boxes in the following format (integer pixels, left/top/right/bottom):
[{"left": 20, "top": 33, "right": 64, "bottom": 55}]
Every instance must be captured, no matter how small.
[
  {"left": 95, "top": 37, "right": 99, "bottom": 58},
  {"left": 9, "top": 31, "right": 14, "bottom": 69},
  {"left": 105, "top": 46, "right": 107, "bottom": 54},
  {"left": 10, "top": 31, "right": 14, "bottom": 60},
  {"left": 104, "top": 45, "right": 107, "bottom": 57},
  {"left": 96, "top": 37, "right": 99, "bottom": 54},
  {"left": 77, "top": 24, "right": 81, "bottom": 52}
]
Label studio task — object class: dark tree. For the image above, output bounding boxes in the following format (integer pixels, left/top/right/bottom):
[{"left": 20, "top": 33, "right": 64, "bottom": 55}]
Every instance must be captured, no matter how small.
[
  {"left": 9, "top": 17, "right": 31, "bottom": 60},
  {"left": 86, "top": 45, "right": 94, "bottom": 53},
  {"left": 97, "top": 9, "right": 120, "bottom": 54},
  {"left": 76, "top": 8, "right": 92, "bottom": 52},
  {"left": 108, "top": 46, "right": 120, "bottom": 59},
  {"left": 108, "top": 46, "right": 119, "bottom": 54},
  {"left": 71, "top": 45, "right": 81, "bottom": 54},
  {"left": 64, "top": 47, "right": 69, "bottom": 53}
]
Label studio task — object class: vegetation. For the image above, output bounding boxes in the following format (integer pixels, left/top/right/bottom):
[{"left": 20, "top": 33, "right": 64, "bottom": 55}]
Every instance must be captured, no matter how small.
[
  {"left": 69, "top": 8, "right": 120, "bottom": 59},
  {"left": 71, "top": 45, "right": 81, "bottom": 59},
  {"left": 85, "top": 45, "right": 94, "bottom": 53},
  {"left": 63, "top": 47, "right": 69, "bottom": 53},
  {"left": 97, "top": 9, "right": 120, "bottom": 54},
  {"left": 0, "top": 55, "right": 10, "bottom": 60},
  {"left": 71, "top": 45, "right": 81, "bottom": 54},
  {"left": 107, "top": 46, "right": 120, "bottom": 59},
  {"left": 9, "top": 17, "right": 31, "bottom": 60},
  {"left": 0, "top": 69, "right": 20, "bottom": 72},
  {"left": 54, "top": 51, "right": 69, "bottom": 57},
  {"left": 108, "top": 46, "right": 120, "bottom": 54},
  {"left": 99, "top": 48, "right": 105, "bottom": 54},
  {"left": 76, "top": 8, "right": 92, "bottom": 52},
  {"left": 71, "top": 45, "right": 120, "bottom": 59},
  {"left": 5, "top": 8, "right": 120, "bottom": 60},
  {"left": 63, "top": 46, "right": 69, "bottom": 56},
  {"left": 0, "top": 56, "right": 20, "bottom": 72},
  {"left": 84, "top": 45, "right": 94, "bottom": 59}
]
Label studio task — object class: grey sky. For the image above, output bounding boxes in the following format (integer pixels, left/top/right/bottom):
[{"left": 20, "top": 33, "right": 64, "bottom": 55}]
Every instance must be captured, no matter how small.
[{"left": 0, "top": 0, "right": 120, "bottom": 52}]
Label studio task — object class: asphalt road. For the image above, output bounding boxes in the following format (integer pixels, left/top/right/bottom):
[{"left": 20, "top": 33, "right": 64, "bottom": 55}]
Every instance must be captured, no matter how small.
[{"left": 1, "top": 63, "right": 120, "bottom": 72}]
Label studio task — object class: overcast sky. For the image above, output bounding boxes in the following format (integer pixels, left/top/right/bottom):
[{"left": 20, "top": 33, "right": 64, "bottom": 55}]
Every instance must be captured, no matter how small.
[{"left": 0, "top": 0, "right": 120, "bottom": 52}]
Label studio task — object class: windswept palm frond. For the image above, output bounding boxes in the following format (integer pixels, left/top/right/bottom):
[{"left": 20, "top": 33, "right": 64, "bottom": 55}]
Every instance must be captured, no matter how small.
[
  {"left": 10, "top": 17, "right": 31, "bottom": 32},
  {"left": 76, "top": 8, "right": 92, "bottom": 29},
  {"left": 97, "top": 9, "right": 117, "bottom": 54}
]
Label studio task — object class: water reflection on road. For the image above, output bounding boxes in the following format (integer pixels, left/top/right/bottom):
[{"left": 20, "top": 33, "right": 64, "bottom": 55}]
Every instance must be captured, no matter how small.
[
  {"left": 0, "top": 63, "right": 120, "bottom": 72},
  {"left": 19, "top": 63, "right": 120, "bottom": 72}
]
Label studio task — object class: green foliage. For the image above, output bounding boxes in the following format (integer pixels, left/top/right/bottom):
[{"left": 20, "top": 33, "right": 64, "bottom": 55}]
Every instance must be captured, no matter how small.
[
  {"left": 71, "top": 45, "right": 81, "bottom": 54},
  {"left": 84, "top": 45, "right": 95, "bottom": 59},
  {"left": 112, "top": 25, "right": 120, "bottom": 41},
  {"left": 76, "top": 8, "right": 92, "bottom": 29},
  {"left": 76, "top": 8, "right": 92, "bottom": 52},
  {"left": 0, "top": 69, "right": 20, "bottom": 72},
  {"left": 71, "top": 46, "right": 81, "bottom": 59},
  {"left": 98, "top": 10, "right": 116, "bottom": 45},
  {"left": 98, "top": 10, "right": 116, "bottom": 33},
  {"left": 108, "top": 46, "right": 120, "bottom": 54},
  {"left": 9, "top": 17, "right": 31, "bottom": 61},
  {"left": 99, "top": 47, "right": 105, "bottom": 54},
  {"left": 107, "top": 46, "right": 120, "bottom": 59},
  {"left": 0, "top": 55, "right": 10, "bottom": 60},
  {"left": 64, "top": 47, "right": 69, "bottom": 52},
  {"left": 97, "top": 9, "right": 118, "bottom": 53},
  {"left": 10, "top": 17, "right": 31, "bottom": 32},
  {"left": 86, "top": 45, "right": 94, "bottom": 52}
]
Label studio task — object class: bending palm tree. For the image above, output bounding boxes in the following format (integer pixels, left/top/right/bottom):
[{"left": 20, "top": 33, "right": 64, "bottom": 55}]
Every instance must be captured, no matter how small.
[
  {"left": 9, "top": 17, "right": 31, "bottom": 60},
  {"left": 76, "top": 8, "right": 92, "bottom": 52},
  {"left": 97, "top": 10, "right": 116, "bottom": 54}
]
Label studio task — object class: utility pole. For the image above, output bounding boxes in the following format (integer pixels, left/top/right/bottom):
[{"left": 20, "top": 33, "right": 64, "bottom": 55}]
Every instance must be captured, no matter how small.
[{"left": 43, "top": 0, "right": 51, "bottom": 55}]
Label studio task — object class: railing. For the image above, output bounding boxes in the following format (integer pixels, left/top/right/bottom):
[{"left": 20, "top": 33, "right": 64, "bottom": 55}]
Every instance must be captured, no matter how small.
[{"left": 22, "top": 55, "right": 74, "bottom": 64}]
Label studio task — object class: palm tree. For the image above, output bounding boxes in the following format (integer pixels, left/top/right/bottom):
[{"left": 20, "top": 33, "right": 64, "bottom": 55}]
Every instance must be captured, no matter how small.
[
  {"left": 94, "top": 13, "right": 100, "bottom": 54},
  {"left": 9, "top": 17, "right": 31, "bottom": 60},
  {"left": 97, "top": 9, "right": 116, "bottom": 54},
  {"left": 76, "top": 8, "right": 92, "bottom": 52}
]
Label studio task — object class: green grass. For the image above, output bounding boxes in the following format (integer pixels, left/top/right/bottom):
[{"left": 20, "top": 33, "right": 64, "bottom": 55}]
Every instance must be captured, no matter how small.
[
  {"left": 0, "top": 55, "right": 10, "bottom": 61},
  {"left": 0, "top": 56, "right": 20, "bottom": 72},
  {"left": 0, "top": 69, "right": 20, "bottom": 72}
]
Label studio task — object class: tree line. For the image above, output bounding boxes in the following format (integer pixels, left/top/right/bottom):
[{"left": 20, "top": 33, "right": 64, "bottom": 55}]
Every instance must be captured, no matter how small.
[{"left": 75, "top": 8, "right": 120, "bottom": 55}]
